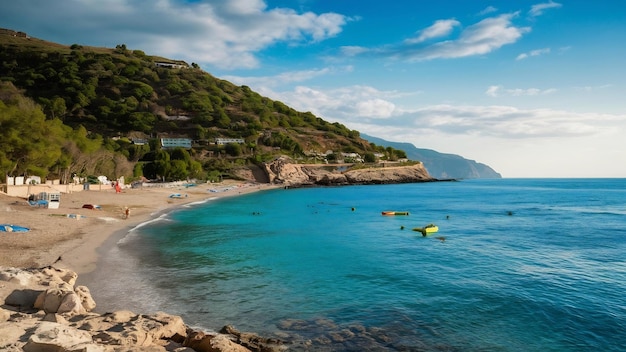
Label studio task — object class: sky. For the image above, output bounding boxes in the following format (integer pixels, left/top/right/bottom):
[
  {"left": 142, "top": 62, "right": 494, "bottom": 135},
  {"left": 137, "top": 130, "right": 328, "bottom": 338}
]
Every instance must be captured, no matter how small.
[{"left": 1, "top": 0, "right": 625, "bottom": 177}]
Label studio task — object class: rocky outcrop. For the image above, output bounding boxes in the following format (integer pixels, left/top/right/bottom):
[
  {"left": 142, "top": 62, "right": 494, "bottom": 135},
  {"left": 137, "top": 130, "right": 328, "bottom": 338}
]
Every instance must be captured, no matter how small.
[
  {"left": 0, "top": 267, "right": 285, "bottom": 352},
  {"left": 263, "top": 157, "right": 435, "bottom": 187}
]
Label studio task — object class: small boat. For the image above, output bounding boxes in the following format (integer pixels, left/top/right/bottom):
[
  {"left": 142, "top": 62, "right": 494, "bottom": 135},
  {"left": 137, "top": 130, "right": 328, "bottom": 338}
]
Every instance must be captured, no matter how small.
[
  {"left": 413, "top": 224, "right": 439, "bottom": 236},
  {"left": 382, "top": 211, "right": 410, "bottom": 216},
  {"left": 0, "top": 224, "right": 30, "bottom": 232}
]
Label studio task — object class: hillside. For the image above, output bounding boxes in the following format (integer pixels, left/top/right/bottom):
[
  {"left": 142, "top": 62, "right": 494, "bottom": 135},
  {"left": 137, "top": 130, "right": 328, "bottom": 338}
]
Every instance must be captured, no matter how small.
[
  {"left": 362, "top": 134, "right": 502, "bottom": 179},
  {"left": 0, "top": 29, "right": 409, "bottom": 183}
]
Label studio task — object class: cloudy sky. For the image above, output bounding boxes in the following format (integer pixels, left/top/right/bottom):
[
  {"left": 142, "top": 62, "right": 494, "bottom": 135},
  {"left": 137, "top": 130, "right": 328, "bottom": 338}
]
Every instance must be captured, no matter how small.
[{"left": 2, "top": 0, "right": 625, "bottom": 177}]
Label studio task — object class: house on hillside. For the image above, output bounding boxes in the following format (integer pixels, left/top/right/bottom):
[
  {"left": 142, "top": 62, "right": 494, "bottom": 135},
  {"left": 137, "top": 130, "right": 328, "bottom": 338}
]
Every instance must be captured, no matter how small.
[
  {"left": 131, "top": 138, "right": 148, "bottom": 145},
  {"left": 215, "top": 138, "right": 245, "bottom": 145},
  {"left": 155, "top": 62, "right": 187, "bottom": 69},
  {"left": 160, "top": 138, "right": 192, "bottom": 149}
]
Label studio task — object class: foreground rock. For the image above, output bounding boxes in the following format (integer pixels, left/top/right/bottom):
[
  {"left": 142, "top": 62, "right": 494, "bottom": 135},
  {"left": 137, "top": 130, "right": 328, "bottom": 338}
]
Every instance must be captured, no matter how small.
[
  {"left": 264, "top": 157, "right": 435, "bottom": 187},
  {"left": 0, "top": 266, "right": 285, "bottom": 352}
]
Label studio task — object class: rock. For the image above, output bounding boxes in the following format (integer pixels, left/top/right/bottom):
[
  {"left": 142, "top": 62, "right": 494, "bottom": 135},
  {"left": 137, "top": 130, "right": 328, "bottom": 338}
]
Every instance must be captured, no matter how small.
[
  {"left": 0, "top": 267, "right": 37, "bottom": 286},
  {"left": 263, "top": 157, "right": 433, "bottom": 187},
  {"left": 57, "top": 291, "right": 85, "bottom": 315},
  {"left": 142, "top": 312, "right": 188, "bottom": 341},
  {"left": 34, "top": 287, "right": 66, "bottom": 313},
  {"left": 264, "top": 157, "right": 311, "bottom": 185},
  {"left": 41, "top": 267, "right": 78, "bottom": 286},
  {"left": 42, "top": 313, "right": 69, "bottom": 324},
  {"left": 33, "top": 286, "right": 84, "bottom": 315},
  {"left": 74, "top": 286, "right": 96, "bottom": 312},
  {"left": 219, "top": 325, "right": 285, "bottom": 352},
  {"left": 104, "top": 310, "right": 135, "bottom": 323},
  {"left": 22, "top": 321, "right": 99, "bottom": 352},
  {"left": 0, "top": 308, "right": 10, "bottom": 322},
  {"left": 344, "top": 163, "right": 431, "bottom": 184},
  {"left": 184, "top": 330, "right": 251, "bottom": 352},
  {"left": 0, "top": 318, "right": 39, "bottom": 351},
  {"left": 0, "top": 267, "right": 279, "bottom": 352},
  {"left": 4, "top": 288, "right": 42, "bottom": 310},
  {"left": 84, "top": 311, "right": 187, "bottom": 349}
]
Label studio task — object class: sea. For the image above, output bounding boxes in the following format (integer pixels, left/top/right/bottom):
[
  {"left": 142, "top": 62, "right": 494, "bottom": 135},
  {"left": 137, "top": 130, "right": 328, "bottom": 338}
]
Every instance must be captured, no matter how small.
[{"left": 83, "top": 178, "right": 626, "bottom": 351}]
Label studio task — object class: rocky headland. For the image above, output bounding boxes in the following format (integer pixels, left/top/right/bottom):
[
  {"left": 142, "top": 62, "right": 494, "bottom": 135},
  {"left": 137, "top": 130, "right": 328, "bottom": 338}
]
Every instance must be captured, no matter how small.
[{"left": 262, "top": 157, "right": 436, "bottom": 187}]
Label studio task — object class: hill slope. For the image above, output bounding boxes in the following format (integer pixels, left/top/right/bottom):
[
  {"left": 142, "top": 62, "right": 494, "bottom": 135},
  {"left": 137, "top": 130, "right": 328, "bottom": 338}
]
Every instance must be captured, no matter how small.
[
  {"left": 0, "top": 28, "right": 498, "bottom": 182},
  {"left": 0, "top": 29, "right": 410, "bottom": 181},
  {"left": 362, "top": 134, "right": 502, "bottom": 179}
]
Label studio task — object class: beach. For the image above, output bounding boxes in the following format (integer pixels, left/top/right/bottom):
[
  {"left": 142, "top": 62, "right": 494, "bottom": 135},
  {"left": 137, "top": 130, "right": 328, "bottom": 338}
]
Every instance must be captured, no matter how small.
[{"left": 0, "top": 180, "right": 275, "bottom": 274}]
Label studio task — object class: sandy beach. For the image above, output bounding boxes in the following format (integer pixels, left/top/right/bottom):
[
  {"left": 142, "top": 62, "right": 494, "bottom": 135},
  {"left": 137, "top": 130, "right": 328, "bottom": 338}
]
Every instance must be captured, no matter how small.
[{"left": 0, "top": 181, "right": 276, "bottom": 274}]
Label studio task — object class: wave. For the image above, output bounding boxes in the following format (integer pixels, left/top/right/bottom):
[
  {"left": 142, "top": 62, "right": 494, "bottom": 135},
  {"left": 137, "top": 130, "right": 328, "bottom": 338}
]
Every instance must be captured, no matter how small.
[
  {"left": 183, "top": 196, "right": 218, "bottom": 208},
  {"left": 117, "top": 213, "right": 172, "bottom": 245}
]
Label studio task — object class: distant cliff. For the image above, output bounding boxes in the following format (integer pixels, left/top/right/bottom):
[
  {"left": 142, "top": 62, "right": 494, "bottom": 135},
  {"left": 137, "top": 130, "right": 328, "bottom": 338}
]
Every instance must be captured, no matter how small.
[
  {"left": 362, "top": 134, "right": 502, "bottom": 179},
  {"left": 261, "top": 157, "right": 435, "bottom": 187}
]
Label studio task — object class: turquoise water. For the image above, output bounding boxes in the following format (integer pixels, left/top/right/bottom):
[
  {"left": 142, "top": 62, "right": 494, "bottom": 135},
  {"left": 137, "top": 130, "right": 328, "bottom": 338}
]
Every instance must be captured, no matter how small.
[{"left": 86, "top": 179, "right": 626, "bottom": 351}]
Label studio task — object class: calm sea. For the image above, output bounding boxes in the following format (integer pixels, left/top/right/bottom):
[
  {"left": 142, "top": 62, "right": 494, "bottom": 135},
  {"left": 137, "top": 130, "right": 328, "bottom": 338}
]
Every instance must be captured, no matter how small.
[{"left": 84, "top": 179, "right": 626, "bottom": 351}]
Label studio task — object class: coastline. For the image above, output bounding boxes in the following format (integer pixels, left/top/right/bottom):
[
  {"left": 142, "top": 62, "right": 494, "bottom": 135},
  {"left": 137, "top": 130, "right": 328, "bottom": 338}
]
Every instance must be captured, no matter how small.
[{"left": 0, "top": 180, "right": 278, "bottom": 274}]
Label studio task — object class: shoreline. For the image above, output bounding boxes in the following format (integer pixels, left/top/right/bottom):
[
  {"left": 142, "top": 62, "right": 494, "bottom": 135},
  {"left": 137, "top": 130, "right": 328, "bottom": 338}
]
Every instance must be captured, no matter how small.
[{"left": 0, "top": 180, "right": 278, "bottom": 274}]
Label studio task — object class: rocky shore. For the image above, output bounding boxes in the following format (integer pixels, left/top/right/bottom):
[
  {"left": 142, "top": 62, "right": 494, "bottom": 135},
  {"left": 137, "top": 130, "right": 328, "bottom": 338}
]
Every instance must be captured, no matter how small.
[
  {"left": 263, "top": 157, "right": 435, "bottom": 186},
  {"left": 0, "top": 266, "right": 285, "bottom": 352}
]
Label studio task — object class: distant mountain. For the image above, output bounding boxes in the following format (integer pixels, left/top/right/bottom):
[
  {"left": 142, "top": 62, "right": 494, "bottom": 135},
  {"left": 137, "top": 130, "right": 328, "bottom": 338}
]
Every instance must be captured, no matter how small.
[{"left": 362, "top": 134, "right": 502, "bottom": 179}]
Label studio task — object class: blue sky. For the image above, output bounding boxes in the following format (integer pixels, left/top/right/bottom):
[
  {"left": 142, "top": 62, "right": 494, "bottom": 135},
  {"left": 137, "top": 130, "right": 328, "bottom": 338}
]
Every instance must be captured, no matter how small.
[{"left": 2, "top": 0, "right": 625, "bottom": 177}]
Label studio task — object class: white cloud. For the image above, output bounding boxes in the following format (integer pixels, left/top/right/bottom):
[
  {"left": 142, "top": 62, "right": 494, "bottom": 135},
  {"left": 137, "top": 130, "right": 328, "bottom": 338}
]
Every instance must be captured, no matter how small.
[
  {"left": 516, "top": 47, "right": 550, "bottom": 60},
  {"left": 574, "top": 84, "right": 613, "bottom": 92},
  {"left": 355, "top": 99, "right": 396, "bottom": 118},
  {"left": 0, "top": 0, "right": 349, "bottom": 69},
  {"left": 222, "top": 67, "right": 353, "bottom": 88},
  {"left": 529, "top": 1, "right": 562, "bottom": 17},
  {"left": 405, "top": 19, "right": 460, "bottom": 44},
  {"left": 485, "top": 85, "right": 556, "bottom": 97},
  {"left": 486, "top": 85, "right": 501, "bottom": 97},
  {"left": 340, "top": 46, "right": 370, "bottom": 57},
  {"left": 478, "top": 6, "right": 498, "bottom": 16},
  {"left": 251, "top": 83, "right": 621, "bottom": 142},
  {"left": 366, "top": 13, "right": 530, "bottom": 61}
]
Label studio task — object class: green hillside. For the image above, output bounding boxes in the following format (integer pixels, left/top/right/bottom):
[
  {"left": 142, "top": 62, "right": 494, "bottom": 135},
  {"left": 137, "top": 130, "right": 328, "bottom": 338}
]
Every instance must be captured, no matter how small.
[{"left": 0, "top": 29, "right": 407, "bottom": 183}]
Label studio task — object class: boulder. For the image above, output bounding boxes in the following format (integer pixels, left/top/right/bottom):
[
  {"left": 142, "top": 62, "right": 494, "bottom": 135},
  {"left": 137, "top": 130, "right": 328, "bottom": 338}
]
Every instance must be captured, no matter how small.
[
  {"left": 220, "top": 325, "right": 285, "bottom": 352},
  {"left": 0, "top": 267, "right": 37, "bottom": 286},
  {"left": 22, "top": 321, "right": 100, "bottom": 352},
  {"left": 74, "top": 286, "right": 96, "bottom": 312},
  {"left": 184, "top": 330, "right": 251, "bottom": 352},
  {"left": 86, "top": 311, "right": 187, "bottom": 349},
  {"left": 264, "top": 157, "right": 312, "bottom": 185},
  {"left": 33, "top": 286, "right": 84, "bottom": 315},
  {"left": 40, "top": 267, "right": 78, "bottom": 286},
  {"left": 4, "top": 288, "right": 42, "bottom": 310},
  {"left": 0, "top": 267, "right": 280, "bottom": 352}
]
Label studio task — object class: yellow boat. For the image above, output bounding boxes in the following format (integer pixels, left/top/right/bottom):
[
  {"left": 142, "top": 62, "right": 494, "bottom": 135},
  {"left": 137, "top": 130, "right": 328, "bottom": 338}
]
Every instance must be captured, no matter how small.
[
  {"left": 413, "top": 224, "right": 439, "bottom": 236},
  {"left": 382, "top": 211, "right": 410, "bottom": 216}
]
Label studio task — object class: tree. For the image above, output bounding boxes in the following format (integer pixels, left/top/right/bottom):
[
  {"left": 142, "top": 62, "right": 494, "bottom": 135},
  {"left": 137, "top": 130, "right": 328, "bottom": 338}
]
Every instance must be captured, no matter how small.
[
  {"left": 364, "top": 152, "right": 376, "bottom": 163},
  {"left": 224, "top": 143, "right": 242, "bottom": 157},
  {"left": 0, "top": 92, "right": 66, "bottom": 177}
]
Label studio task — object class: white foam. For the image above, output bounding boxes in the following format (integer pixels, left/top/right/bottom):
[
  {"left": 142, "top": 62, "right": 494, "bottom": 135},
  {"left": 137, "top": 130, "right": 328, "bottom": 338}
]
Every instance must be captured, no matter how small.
[
  {"left": 116, "top": 214, "right": 171, "bottom": 245},
  {"left": 183, "top": 197, "right": 218, "bottom": 208}
]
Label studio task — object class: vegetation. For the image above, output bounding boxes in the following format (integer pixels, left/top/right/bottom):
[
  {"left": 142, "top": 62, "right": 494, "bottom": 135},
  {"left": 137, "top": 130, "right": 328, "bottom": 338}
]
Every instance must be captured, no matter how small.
[{"left": 0, "top": 30, "right": 408, "bottom": 183}]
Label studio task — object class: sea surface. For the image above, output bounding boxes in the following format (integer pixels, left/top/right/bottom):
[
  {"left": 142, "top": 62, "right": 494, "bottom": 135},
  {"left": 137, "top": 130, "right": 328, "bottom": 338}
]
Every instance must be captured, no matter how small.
[{"left": 85, "top": 179, "right": 626, "bottom": 351}]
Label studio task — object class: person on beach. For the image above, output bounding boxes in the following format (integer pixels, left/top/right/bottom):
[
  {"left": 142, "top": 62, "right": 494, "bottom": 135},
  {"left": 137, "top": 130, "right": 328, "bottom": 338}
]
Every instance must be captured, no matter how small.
[{"left": 124, "top": 207, "right": 130, "bottom": 219}]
